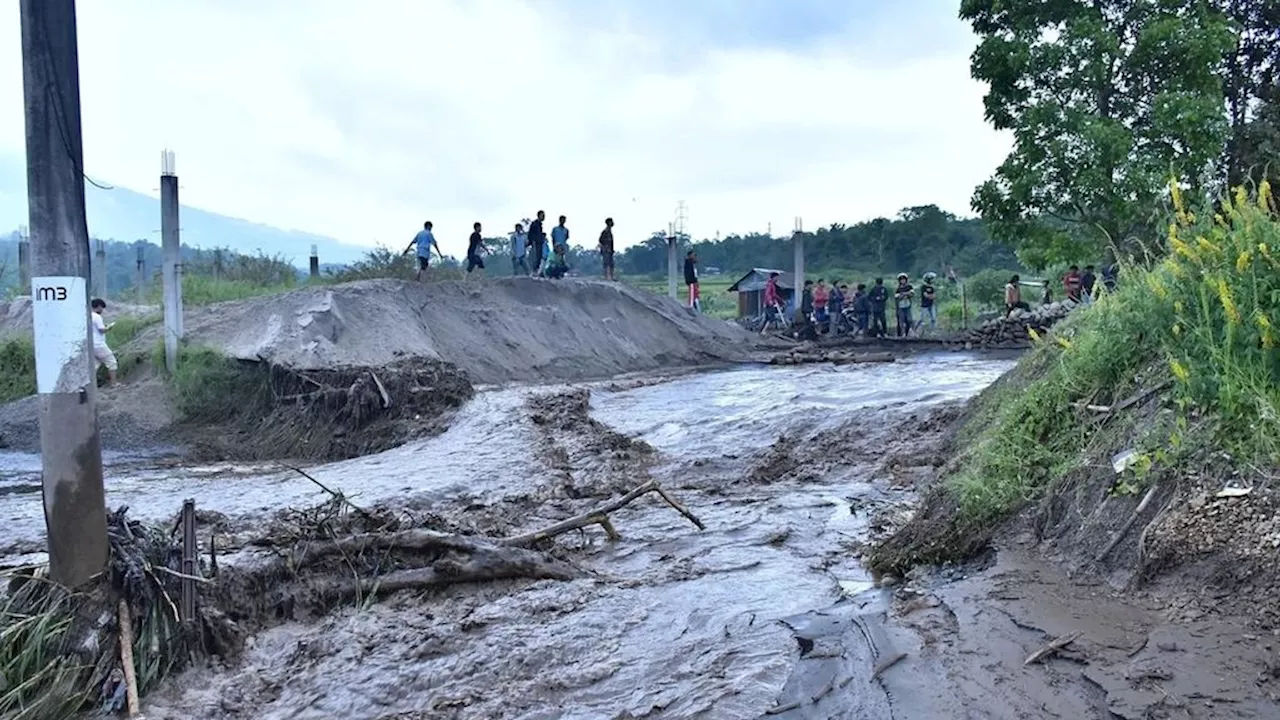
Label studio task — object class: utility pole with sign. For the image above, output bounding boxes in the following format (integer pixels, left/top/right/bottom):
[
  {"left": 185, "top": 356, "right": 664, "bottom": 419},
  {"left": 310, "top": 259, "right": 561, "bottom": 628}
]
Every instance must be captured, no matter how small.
[{"left": 20, "top": 0, "right": 108, "bottom": 587}]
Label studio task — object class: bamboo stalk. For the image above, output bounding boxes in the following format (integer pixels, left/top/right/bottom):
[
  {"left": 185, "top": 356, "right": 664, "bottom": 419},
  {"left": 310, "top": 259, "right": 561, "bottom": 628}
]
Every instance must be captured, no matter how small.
[{"left": 118, "top": 599, "right": 139, "bottom": 716}]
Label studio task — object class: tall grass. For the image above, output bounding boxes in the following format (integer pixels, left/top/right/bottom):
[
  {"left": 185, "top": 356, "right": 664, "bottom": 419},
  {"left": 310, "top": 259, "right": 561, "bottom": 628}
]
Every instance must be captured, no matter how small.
[{"left": 950, "top": 181, "right": 1280, "bottom": 527}]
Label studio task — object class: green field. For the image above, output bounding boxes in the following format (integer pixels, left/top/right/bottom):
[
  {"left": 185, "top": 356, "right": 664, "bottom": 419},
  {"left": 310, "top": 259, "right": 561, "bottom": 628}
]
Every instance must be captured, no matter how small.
[{"left": 624, "top": 276, "right": 738, "bottom": 319}]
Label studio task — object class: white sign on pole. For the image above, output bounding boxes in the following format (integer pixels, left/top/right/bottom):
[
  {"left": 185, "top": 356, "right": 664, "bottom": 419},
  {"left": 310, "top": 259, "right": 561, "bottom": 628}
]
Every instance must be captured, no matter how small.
[{"left": 30, "top": 275, "right": 91, "bottom": 394}]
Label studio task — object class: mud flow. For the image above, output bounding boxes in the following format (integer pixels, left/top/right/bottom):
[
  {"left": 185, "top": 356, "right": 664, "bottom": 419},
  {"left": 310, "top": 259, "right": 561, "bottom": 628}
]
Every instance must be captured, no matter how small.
[{"left": 4, "top": 352, "right": 1272, "bottom": 718}]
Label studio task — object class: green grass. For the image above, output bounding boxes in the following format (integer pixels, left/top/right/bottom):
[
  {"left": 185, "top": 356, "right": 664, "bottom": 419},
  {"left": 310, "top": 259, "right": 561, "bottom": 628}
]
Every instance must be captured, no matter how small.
[
  {"left": 948, "top": 181, "right": 1280, "bottom": 529},
  {"left": 154, "top": 345, "right": 272, "bottom": 424},
  {"left": 0, "top": 337, "right": 35, "bottom": 403}
]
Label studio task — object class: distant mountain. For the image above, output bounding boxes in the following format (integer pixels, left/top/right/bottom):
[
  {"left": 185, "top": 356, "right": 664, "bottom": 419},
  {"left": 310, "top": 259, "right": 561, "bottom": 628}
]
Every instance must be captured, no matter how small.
[{"left": 0, "top": 153, "right": 371, "bottom": 267}]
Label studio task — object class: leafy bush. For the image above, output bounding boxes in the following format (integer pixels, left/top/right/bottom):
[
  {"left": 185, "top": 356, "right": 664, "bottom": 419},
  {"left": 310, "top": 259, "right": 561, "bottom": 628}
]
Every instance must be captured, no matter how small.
[
  {"left": 950, "top": 181, "right": 1280, "bottom": 527},
  {"left": 963, "top": 268, "right": 1020, "bottom": 309},
  {"left": 0, "top": 337, "right": 35, "bottom": 403}
]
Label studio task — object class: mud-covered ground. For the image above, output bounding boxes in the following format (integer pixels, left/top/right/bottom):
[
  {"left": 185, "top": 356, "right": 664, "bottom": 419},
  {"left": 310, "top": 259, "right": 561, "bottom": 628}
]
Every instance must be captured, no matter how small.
[{"left": 6, "top": 353, "right": 1277, "bottom": 718}]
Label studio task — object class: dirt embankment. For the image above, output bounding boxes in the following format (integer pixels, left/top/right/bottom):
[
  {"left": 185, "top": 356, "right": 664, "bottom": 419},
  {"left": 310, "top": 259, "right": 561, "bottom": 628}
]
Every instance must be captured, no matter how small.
[
  {"left": 0, "top": 278, "right": 765, "bottom": 460},
  {"left": 125, "top": 278, "right": 758, "bottom": 385},
  {"left": 868, "top": 351, "right": 1280, "bottom": 717}
]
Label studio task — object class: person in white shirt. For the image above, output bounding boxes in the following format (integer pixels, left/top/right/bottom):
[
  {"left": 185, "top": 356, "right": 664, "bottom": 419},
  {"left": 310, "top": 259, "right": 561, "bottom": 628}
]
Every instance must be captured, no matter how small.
[{"left": 91, "top": 298, "right": 117, "bottom": 386}]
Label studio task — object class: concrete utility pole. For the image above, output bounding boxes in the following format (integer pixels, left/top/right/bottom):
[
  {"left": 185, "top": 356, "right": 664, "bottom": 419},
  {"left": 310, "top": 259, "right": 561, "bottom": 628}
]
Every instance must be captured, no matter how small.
[
  {"left": 160, "top": 149, "right": 183, "bottom": 373},
  {"left": 20, "top": 0, "right": 108, "bottom": 588},
  {"left": 18, "top": 227, "right": 31, "bottom": 292},
  {"left": 309, "top": 244, "right": 319, "bottom": 279},
  {"left": 134, "top": 241, "right": 145, "bottom": 306},
  {"left": 92, "top": 238, "right": 105, "bottom": 298},
  {"left": 666, "top": 223, "right": 678, "bottom": 300},
  {"left": 793, "top": 218, "right": 806, "bottom": 320}
]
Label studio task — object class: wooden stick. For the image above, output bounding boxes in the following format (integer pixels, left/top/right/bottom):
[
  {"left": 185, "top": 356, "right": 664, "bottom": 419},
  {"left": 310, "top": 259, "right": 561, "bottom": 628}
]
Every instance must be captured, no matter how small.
[
  {"left": 278, "top": 463, "right": 376, "bottom": 521},
  {"left": 1096, "top": 485, "right": 1157, "bottom": 562},
  {"left": 369, "top": 370, "right": 392, "bottom": 408},
  {"left": 502, "top": 479, "right": 704, "bottom": 547},
  {"left": 1024, "top": 631, "right": 1081, "bottom": 665},
  {"left": 118, "top": 599, "right": 140, "bottom": 716}
]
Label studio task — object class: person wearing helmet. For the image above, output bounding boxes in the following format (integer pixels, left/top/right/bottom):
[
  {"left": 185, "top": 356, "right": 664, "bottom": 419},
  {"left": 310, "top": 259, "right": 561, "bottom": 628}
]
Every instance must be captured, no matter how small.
[
  {"left": 894, "top": 272, "right": 914, "bottom": 337},
  {"left": 918, "top": 272, "right": 938, "bottom": 332}
]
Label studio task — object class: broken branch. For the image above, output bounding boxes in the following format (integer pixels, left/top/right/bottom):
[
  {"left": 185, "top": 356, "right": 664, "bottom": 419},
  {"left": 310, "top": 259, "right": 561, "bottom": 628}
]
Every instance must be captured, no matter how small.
[
  {"left": 502, "top": 479, "right": 705, "bottom": 547},
  {"left": 1024, "top": 631, "right": 1082, "bottom": 665},
  {"left": 1096, "top": 485, "right": 1158, "bottom": 562}
]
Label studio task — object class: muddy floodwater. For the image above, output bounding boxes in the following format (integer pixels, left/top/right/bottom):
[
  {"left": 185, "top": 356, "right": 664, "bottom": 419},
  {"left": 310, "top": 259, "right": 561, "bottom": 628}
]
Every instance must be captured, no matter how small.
[{"left": 4, "top": 354, "right": 1022, "bottom": 718}]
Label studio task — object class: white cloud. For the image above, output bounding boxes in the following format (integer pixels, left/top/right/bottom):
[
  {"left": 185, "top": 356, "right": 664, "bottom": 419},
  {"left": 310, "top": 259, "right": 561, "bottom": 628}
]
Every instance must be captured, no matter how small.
[{"left": 0, "top": 0, "right": 1011, "bottom": 256}]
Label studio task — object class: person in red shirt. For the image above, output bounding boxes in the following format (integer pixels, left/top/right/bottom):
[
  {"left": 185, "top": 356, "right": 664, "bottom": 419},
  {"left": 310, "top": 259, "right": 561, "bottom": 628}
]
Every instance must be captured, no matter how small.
[
  {"left": 812, "top": 279, "right": 830, "bottom": 331},
  {"left": 1062, "top": 265, "right": 1082, "bottom": 302},
  {"left": 762, "top": 272, "right": 785, "bottom": 332}
]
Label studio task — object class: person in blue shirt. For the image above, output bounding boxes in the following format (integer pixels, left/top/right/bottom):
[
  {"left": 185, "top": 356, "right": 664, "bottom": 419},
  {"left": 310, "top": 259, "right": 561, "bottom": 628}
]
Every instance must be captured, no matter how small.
[
  {"left": 403, "top": 221, "right": 442, "bottom": 282},
  {"left": 510, "top": 222, "right": 529, "bottom": 276},
  {"left": 550, "top": 215, "right": 570, "bottom": 270}
]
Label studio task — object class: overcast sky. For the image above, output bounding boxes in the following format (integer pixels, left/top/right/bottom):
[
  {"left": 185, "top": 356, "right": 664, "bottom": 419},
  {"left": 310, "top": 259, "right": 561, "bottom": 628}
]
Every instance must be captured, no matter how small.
[{"left": 0, "top": 0, "right": 1010, "bottom": 256}]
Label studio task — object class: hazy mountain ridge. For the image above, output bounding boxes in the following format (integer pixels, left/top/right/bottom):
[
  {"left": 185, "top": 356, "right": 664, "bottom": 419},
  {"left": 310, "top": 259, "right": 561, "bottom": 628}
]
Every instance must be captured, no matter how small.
[{"left": 0, "top": 153, "right": 369, "bottom": 267}]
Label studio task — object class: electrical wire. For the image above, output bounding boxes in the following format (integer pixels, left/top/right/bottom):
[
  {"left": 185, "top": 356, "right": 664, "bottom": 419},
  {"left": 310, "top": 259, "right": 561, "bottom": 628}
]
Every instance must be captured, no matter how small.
[{"left": 35, "top": 5, "right": 115, "bottom": 192}]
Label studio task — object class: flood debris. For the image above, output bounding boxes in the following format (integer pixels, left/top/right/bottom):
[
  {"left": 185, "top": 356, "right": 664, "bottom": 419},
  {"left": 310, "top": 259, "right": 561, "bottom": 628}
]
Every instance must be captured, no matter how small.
[
  {"left": 768, "top": 347, "right": 896, "bottom": 366},
  {"left": 0, "top": 505, "right": 231, "bottom": 720},
  {"left": 1024, "top": 630, "right": 1083, "bottom": 665}
]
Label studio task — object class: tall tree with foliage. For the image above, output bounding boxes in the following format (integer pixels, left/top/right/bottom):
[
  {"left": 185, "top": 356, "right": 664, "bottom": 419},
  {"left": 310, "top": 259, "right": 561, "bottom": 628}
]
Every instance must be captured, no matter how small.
[
  {"left": 1221, "top": 0, "right": 1280, "bottom": 189},
  {"left": 963, "top": 0, "right": 1237, "bottom": 268}
]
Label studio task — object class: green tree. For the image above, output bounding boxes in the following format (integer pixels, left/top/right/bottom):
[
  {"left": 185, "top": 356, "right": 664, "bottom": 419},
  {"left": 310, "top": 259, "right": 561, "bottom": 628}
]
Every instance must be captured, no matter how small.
[
  {"left": 963, "top": 0, "right": 1237, "bottom": 268},
  {"left": 1221, "top": 0, "right": 1280, "bottom": 190}
]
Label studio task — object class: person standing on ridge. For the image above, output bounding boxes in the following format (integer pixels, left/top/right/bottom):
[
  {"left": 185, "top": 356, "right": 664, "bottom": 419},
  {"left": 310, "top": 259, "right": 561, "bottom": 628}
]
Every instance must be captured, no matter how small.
[
  {"left": 684, "top": 250, "right": 701, "bottom": 312},
  {"left": 894, "top": 273, "right": 914, "bottom": 337},
  {"left": 918, "top": 272, "right": 938, "bottom": 332},
  {"left": 868, "top": 278, "right": 889, "bottom": 337},
  {"left": 91, "top": 298, "right": 118, "bottom": 386},
  {"left": 551, "top": 215, "right": 570, "bottom": 270},
  {"left": 528, "top": 211, "right": 547, "bottom": 276},
  {"left": 812, "top": 278, "right": 830, "bottom": 332},
  {"left": 763, "top": 271, "right": 785, "bottom": 331},
  {"left": 1063, "top": 264, "right": 1082, "bottom": 302},
  {"left": 1081, "top": 264, "right": 1097, "bottom": 304},
  {"left": 404, "top": 221, "right": 442, "bottom": 282},
  {"left": 510, "top": 222, "right": 529, "bottom": 276},
  {"left": 466, "top": 222, "right": 486, "bottom": 278},
  {"left": 828, "top": 279, "right": 845, "bottom": 335},
  {"left": 1005, "top": 274, "right": 1030, "bottom": 314},
  {"left": 853, "top": 283, "right": 871, "bottom": 335},
  {"left": 599, "top": 218, "right": 616, "bottom": 280}
]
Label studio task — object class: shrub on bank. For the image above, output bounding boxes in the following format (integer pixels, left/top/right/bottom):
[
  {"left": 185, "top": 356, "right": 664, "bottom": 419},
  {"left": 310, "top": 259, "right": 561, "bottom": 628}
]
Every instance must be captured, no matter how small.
[{"left": 892, "top": 183, "right": 1280, "bottom": 558}]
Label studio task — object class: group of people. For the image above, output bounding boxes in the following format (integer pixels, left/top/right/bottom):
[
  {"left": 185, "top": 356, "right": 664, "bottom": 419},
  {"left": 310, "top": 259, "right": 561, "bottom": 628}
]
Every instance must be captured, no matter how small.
[
  {"left": 1004, "top": 264, "right": 1117, "bottom": 314},
  {"left": 762, "top": 271, "right": 940, "bottom": 338},
  {"left": 405, "top": 212, "right": 620, "bottom": 282}
]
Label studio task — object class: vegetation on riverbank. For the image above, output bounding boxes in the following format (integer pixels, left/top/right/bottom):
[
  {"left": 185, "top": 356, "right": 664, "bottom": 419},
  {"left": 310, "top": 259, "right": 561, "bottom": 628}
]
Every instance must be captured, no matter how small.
[{"left": 873, "top": 183, "right": 1280, "bottom": 572}]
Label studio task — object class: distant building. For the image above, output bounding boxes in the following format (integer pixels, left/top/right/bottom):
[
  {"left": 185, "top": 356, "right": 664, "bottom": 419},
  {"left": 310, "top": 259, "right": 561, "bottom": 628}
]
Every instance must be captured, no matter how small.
[{"left": 726, "top": 267, "right": 795, "bottom": 318}]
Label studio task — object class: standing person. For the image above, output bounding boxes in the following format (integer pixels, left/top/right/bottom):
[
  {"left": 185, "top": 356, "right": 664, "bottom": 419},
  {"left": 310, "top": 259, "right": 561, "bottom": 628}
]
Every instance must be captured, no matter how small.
[
  {"left": 1005, "top": 275, "right": 1030, "bottom": 314},
  {"left": 1041, "top": 279, "right": 1054, "bottom": 306},
  {"left": 510, "top": 222, "right": 529, "bottom": 276},
  {"left": 1062, "top": 264, "right": 1082, "bottom": 302},
  {"left": 853, "top": 283, "right": 871, "bottom": 335},
  {"left": 91, "top": 299, "right": 118, "bottom": 386},
  {"left": 528, "top": 211, "right": 547, "bottom": 276},
  {"left": 829, "top": 280, "right": 845, "bottom": 335},
  {"left": 404, "top": 221, "right": 442, "bottom": 282},
  {"left": 1081, "top": 264, "right": 1097, "bottom": 304},
  {"left": 947, "top": 264, "right": 958, "bottom": 285},
  {"left": 763, "top": 271, "right": 785, "bottom": 331},
  {"left": 869, "top": 278, "right": 890, "bottom": 337},
  {"left": 684, "top": 250, "right": 701, "bottom": 312},
  {"left": 465, "top": 222, "right": 486, "bottom": 278},
  {"left": 551, "top": 215, "right": 570, "bottom": 270},
  {"left": 894, "top": 273, "right": 914, "bottom": 337},
  {"left": 599, "top": 218, "right": 616, "bottom": 280},
  {"left": 918, "top": 272, "right": 938, "bottom": 332},
  {"left": 799, "top": 280, "right": 815, "bottom": 325},
  {"left": 812, "top": 279, "right": 830, "bottom": 332}
]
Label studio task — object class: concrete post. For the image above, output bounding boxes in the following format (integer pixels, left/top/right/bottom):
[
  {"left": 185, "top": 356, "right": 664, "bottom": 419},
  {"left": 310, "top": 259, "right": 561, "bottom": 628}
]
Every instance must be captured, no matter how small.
[
  {"left": 92, "top": 237, "right": 105, "bottom": 298},
  {"left": 666, "top": 224, "right": 678, "bottom": 301},
  {"left": 309, "top": 243, "right": 319, "bottom": 279},
  {"left": 20, "top": 0, "right": 109, "bottom": 587},
  {"left": 160, "top": 149, "right": 182, "bottom": 372},
  {"left": 793, "top": 217, "right": 805, "bottom": 319},
  {"left": 18, "top": 237, "right": 31, "bottom": 292},
  {"left": 135, "top": 242, "right": 145, "bottom": 306}
]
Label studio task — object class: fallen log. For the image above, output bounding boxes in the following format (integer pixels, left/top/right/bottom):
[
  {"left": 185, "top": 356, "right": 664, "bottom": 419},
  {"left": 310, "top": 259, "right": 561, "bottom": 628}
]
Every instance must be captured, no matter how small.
[
  {"left": 503, "top": 478, "right": 705, "bottom": 546},
  {"left": 1024, "top": 631, "right": 1082, "bottom": 665}
]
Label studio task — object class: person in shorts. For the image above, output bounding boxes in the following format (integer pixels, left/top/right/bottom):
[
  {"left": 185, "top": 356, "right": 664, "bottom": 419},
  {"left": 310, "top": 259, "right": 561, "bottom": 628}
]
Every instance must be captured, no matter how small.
[
  {"left": 91, "top": 298, "right": 117, "bottom": 386},
  {"left": 684, "top": 250, "right": 700, "bottom": 312},
  {"left": 404, "top": 221, "right": 442, "bottom": 281},
  {"left": 466, "top": 222, "right": 486, "bottom": 277},
  {"left": 599, "top": 218, "right": 616, "bottom": 280}
]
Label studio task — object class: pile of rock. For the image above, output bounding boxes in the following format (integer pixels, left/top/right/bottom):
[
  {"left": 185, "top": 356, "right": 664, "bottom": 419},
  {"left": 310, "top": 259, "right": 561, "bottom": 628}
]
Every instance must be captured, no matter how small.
[{"left": 964, "top": 300, "right": 1078, "bottom": 348}]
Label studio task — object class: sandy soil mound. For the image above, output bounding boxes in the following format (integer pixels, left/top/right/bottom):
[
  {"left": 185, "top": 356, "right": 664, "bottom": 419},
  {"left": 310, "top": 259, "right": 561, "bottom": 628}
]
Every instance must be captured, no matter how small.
[{"left": 127, "top": 278, "right": 756, "bottom": 384}]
